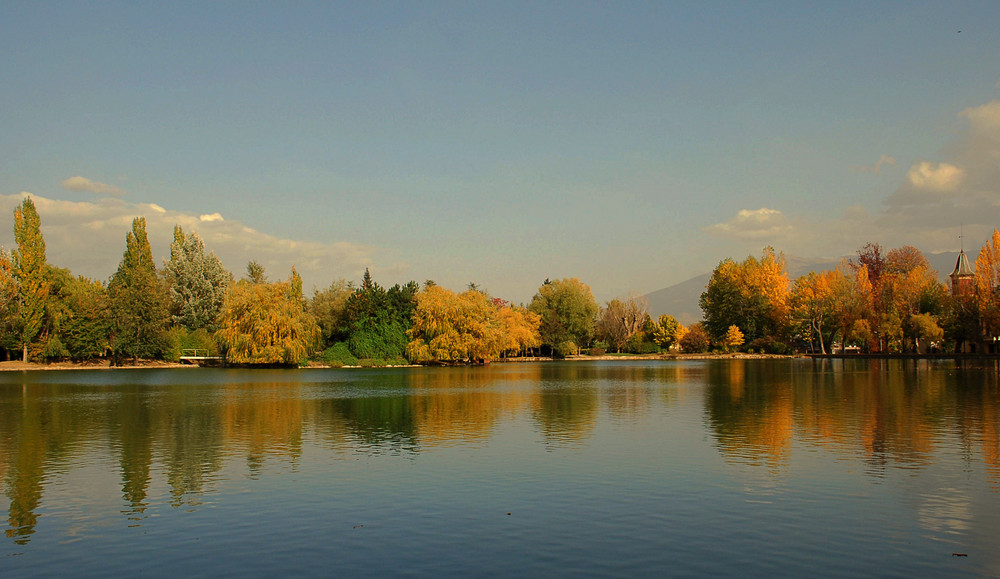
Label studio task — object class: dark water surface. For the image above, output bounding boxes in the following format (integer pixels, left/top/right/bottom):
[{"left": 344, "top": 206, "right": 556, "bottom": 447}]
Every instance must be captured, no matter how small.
[{"left": 2, "top": 359, "right": 999, "bottom": 577}]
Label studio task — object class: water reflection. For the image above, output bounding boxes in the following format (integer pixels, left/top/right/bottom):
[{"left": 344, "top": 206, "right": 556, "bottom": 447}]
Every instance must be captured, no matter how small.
[
  {"left": 2, "top": 360, "right": 999, "bottom": 548},
  {"left": 703, "top": 359, "right": 1000, "bottom": 485}
]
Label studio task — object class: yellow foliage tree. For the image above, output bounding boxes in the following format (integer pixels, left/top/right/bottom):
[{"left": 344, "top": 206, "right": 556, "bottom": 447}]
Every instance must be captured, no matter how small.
[
  {"left": 723, "top": 325, "right": 745, "bottom": 352},
  {"left": 700, "top": 247, "right": 790, "bottom": 344},
  {"left": 216, "top": 271, "right": 320, "bottom": 365},
  {"left": 407, "top": 286, "right": 540, "bottom": 363},
  {"left": 791, "top": 270, "right": 839, "bottom": 354},
  {"left": 976, "top": 229, "right": 1000, "bottom": 340}
]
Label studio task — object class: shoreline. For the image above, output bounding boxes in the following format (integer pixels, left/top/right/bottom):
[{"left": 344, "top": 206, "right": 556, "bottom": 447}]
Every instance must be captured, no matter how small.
[
  {"left": 2, "top": 353, "right": 795, "bottom": 371},
  {"left": 6, "top": 352, "right": 996, "bottom": 372}
]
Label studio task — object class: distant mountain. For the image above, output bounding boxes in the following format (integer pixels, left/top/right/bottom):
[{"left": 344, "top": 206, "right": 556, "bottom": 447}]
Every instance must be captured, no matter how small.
[{"left": 645, "top": 250, "right": 971, "bottom": 325}]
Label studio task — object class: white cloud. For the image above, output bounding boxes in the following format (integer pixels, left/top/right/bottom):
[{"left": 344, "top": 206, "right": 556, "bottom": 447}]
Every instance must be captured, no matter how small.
[
  {"left": 905, "top": 161, "right": 965, "bottom": 193},
  {"left": 0, "top": 193, "right": 381, "bottom": 289},
  {"left": 60, "top": 176, "right": 126, "bottom": 196},
  {"left": 854, "top": 154, "right": 897, "bottom": 175},
  {"left": 959, "top": 100, "right": 1000, "bottom": 138},
  {"left": 706, "top": 208, "right": 793, "bottom": 240}
]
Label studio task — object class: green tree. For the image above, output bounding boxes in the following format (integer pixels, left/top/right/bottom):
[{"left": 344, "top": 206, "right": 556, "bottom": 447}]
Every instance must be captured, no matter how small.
[
  {"left": 12, "top": 197, "right": 49, "bottom": 362},
  {"left": 341, "top": 269, "right": 417, "bottom": 363},
  {"left": 246, "top": 260, "right": 267, "bottom": 284},
  {"left": 108, "top": 217, "right": 170, "bottom": 364},
  {"left": 163, "top": 226, "right": 232, "bottom": 332},
  {"left": 652, "top": 314, "right": 680, "bottom": 351},
  {"left": 310, "top": 279, "right": 354, "bottom": 346},
  {"left": 528, "top": 278, "right": 599, "bottom": 355}
]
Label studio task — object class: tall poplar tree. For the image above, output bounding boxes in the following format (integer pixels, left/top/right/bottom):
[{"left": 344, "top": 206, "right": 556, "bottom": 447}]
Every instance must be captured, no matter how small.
[
  {"left": 108, "top": 217, "right": 169, "bottom": 364},
  {"left": 12, "top": 197, "right": 49, "bottom": 362}
]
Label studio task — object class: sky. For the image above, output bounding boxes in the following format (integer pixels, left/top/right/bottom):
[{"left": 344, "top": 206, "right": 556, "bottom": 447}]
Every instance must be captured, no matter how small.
[{"left": 2, "top": 1, "right": 999, "bottom": 305}]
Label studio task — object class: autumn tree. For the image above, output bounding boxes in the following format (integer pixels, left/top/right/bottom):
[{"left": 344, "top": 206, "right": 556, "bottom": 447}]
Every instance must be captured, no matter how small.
[
  {"left": 652, "top": 314, "right": 680, "bottom": 351},
  {"left": 0, "top": 248, "right": 17, "bottom": 356},
  {"left": 163, "top": 226, "right": 232, "bottom": 332},
  {"left": 829, "top": 261, "right": 874, "bottom": 352},
  {"left": 679, "top": 322, "right": 710, "bottom": 353},
  {"left": 882, "top": 246, "right": 946, "bottom": 351},
  {"left": 12, "top": 197, "right": 49, "bottom": 361},
  {"left": 596, "top": 293, "right": 648, "bottom": 353},
  {"left": 909, "top": 313, "right": 944, "bottom": 353},
  {"left": 790, "top": 270, "right": 839, "bottom": 354},
  {"left": 700, "top": 247, "right": 790, "bottom": 345},
  {"left": 722, "top": 325, "right": 745, "bottom": 353},
  {"left": 406, "top": 285, "right": 541, "bottom": 363},
  {"left": 597, "top": 300, "right": 630, "bottom": 352},
  {"left": 975, "top": 229, "right": 1000, "bottom": 342},
  {"left": 108, "top": 217, "right": 170, "bottom": 364},
  {"left": 216, "top": 266, "right": 320, "bottom": 365},
  {"left": 528, "top": 278, "right": 599, "bottom": 356}
]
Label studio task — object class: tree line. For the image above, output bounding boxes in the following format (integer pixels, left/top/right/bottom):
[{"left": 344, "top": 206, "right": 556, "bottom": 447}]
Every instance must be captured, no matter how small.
[
  {"left": 695, "top": 241, "right": 1000, "bottom": 355},
  {"left": 0, "top": 198, "right": 607, "bottom": 365},
  {"left": 6, "top": 197, "right": 996, "bottom": 365}
]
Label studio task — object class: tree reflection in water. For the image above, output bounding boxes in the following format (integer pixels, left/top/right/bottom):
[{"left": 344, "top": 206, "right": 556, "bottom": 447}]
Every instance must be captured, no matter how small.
[{"left": 2, "top": 360, "right": 999, "bottom": 548}]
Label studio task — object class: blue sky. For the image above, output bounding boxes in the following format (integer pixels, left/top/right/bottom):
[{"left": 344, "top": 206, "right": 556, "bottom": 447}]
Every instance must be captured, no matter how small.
[{"left": 2, "top": 1, "right": 999, "bottom": 304}]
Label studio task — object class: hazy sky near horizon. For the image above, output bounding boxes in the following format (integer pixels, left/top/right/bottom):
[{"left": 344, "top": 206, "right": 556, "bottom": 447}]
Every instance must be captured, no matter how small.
[{"left": 2, "top": 1, "right": 999, "bottom": 304}]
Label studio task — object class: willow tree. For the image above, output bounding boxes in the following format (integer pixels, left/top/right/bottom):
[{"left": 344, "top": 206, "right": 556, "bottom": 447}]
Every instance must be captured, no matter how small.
[
  {"left": 407, "top": 285, "right": 541, "bottom": 363},
  {"left": 108, "top": 217, "right": 170, "bottom": 364},
  {"left": 12, "top": 197, "right": 49, "bottom": 362},
  {"left": 216, "top": 266, "right": 320, "bottom": 365}
]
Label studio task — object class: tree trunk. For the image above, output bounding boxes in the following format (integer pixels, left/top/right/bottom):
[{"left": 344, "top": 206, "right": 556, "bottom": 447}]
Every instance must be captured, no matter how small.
[{"left": 22, "top": 344, "right": 28, "bottom": 363}]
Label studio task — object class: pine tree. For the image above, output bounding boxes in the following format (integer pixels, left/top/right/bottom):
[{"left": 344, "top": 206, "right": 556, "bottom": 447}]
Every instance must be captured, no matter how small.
[{"left": 12, "top": 197, "right": 48, "bottom": 362}]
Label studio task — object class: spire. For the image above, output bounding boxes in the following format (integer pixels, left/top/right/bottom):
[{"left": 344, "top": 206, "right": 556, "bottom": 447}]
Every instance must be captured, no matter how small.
[{"left": 951, "top": 250, "right": 974, "bottom": 277}]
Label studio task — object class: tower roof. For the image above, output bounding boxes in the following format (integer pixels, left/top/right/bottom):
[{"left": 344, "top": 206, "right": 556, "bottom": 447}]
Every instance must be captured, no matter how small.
[{"left": 951, "top": 250, "right": 974, "bottom": 278}]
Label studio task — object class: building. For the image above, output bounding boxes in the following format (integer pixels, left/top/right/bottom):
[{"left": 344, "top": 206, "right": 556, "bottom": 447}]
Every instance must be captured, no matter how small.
[{"left": 949, "top": 249, "right": 975, "bottom": 298}]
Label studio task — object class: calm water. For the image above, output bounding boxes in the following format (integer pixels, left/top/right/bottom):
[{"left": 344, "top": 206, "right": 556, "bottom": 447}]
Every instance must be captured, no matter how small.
[{"left": 2, "top": 359, "right": 999, "bottom": 577}]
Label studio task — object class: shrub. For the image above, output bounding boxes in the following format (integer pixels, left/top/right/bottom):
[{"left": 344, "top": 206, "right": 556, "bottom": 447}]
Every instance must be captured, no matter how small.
[
  {"left": 747, "top": 337, "right": 790, "bottom": 355},
  {"left": 324, "top": 342, "right": 359, "bottom": 366},
  {"left": 166, "top": 327, "right": 220, "bottom": 362},
  {"left": 348, "top": 321, "right": 408, "bottom": 361},
  {"left": 637, "top": 341, "right": 660, "bottom": 354},
  {"left": 679, "top": 324, "right": 710, "bottom": 353},
  {"left": 41, "top": 335, "right": 70, "bottom": 362},
  {"left": 588, "top": 347, "right": 606, "bottom": 356},
  {"left": 554, "top": 341, "right": 577, "bottom": 357}
]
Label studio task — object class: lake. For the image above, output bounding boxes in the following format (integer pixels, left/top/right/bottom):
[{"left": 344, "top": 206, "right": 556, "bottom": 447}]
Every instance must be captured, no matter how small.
[{"left": 2, "top": 359, "right": 999, "bottom": 577}]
